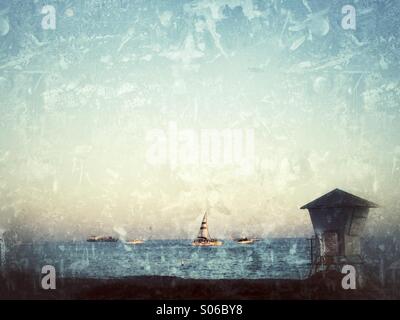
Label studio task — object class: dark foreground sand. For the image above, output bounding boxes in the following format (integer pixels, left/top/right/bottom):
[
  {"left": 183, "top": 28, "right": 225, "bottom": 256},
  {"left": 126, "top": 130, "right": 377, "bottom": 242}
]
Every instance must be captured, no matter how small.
[{"left": 0, "top": 271, "right": 395, "bottom": 300}]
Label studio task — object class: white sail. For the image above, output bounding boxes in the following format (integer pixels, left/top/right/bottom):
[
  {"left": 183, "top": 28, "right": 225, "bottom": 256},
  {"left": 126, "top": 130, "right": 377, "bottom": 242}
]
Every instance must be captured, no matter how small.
[
  {"left": 192, "top": 211, "right": 222, "bottom": 246},
  {"left": 197, "top": 212, "right": 210, "bottom": 240}
]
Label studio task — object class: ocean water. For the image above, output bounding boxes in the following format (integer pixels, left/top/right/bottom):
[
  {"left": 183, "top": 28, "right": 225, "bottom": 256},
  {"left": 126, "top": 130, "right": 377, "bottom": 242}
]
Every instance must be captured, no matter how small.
[{"left": 3, "top": 239, "right": 311, "bottom": 280}]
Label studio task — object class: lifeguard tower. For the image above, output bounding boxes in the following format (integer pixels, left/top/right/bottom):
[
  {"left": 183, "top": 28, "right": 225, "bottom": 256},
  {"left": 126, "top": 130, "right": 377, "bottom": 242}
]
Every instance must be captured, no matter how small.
[{"left": 301, "top": 188, "right": 378, "bottom": 275}]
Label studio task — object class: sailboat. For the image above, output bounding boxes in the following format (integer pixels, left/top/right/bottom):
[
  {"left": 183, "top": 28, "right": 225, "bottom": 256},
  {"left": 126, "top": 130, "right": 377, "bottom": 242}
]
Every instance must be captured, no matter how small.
[{"left": 192, "top": 212, "right": 223, "bottom": 246}]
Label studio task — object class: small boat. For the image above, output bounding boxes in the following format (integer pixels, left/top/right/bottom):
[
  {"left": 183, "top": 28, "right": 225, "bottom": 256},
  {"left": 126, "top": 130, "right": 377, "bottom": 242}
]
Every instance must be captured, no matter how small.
[
  {"left": 235, "top": 237, "right": 255, "bottom": 244},
  {"left": 87, "top": 235, "right": 118, "bottom": 242},
  {"left": 125, "top": 239, "right": 144, "bottom": 245},
  {"left": 192, "top": 212, "right": 222, "bottom": 246}
]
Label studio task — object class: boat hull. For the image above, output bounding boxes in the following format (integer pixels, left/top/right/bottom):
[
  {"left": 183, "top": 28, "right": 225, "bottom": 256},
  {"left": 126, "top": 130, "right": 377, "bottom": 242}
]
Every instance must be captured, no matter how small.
[
  {"left": 236, "top": 240, "right": 254, "bottom": 244},
  {"left": 87, "top": 237, "right": 118, "bottom": 242},
  {"left": 192, "top": 240, "right": 223, "bottom": 246},
  {"left": 126, "top": 240, "right": 144, "bottom": 245}
]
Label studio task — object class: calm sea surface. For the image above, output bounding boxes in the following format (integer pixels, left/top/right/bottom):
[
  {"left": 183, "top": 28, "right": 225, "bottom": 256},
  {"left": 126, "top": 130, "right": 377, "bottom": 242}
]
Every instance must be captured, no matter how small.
[{"left": 3, "top": 239, "right": 311, "bottom": 279}]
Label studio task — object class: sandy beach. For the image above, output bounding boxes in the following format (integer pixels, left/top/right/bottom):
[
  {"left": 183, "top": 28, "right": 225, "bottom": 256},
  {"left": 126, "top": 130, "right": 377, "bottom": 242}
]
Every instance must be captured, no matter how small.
[{"left": 0, "top": 271, "right": 393, "bottom": 300}]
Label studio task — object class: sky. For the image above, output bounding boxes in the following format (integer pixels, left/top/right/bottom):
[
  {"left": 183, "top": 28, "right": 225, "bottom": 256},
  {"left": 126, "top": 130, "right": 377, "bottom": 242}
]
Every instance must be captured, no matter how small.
[{"left": 0, "top": 0, "right": 400, "bottom": 240}]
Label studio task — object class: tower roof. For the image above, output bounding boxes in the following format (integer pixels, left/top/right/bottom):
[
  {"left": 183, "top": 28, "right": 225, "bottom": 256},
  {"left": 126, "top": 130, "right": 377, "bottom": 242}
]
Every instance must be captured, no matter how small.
[{"left": 300, "top": 188, "right": 379, "bottom": 209}]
